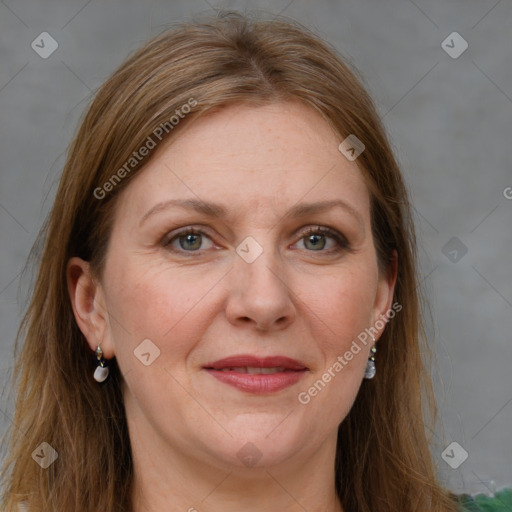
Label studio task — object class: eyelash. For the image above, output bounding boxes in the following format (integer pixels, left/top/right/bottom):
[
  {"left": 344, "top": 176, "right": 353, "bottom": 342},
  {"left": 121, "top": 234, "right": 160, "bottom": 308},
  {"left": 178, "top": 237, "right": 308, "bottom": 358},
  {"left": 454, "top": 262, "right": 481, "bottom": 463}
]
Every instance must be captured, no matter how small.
[{"left": 163, "top": 226, "right": 350, "bottom": 256}]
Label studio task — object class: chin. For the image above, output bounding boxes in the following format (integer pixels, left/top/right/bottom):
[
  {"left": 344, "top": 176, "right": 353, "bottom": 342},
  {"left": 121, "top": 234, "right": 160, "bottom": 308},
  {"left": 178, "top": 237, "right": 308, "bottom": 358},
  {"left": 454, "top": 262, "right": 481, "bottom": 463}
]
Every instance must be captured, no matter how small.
[{"left": 195, "top": 415, "right": 307, "bottom": 469}]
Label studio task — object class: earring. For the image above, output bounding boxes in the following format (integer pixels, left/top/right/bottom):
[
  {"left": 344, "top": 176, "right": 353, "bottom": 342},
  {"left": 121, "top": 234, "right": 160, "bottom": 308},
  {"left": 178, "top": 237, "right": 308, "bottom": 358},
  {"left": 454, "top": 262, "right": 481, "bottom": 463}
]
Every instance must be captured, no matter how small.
[
  {"left": 93, "top": 344, "right": 110, "bottom": 383},
  {"left": 364, "top": 334, "right": 377, "bottom": 379}
]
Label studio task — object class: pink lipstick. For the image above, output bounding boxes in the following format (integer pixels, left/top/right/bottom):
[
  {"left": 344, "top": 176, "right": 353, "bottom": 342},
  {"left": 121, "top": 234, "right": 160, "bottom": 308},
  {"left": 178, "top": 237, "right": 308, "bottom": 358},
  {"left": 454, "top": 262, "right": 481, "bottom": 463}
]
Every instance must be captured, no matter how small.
[{"left": 203, "top": 355, "right": 308, "bottom": 394}]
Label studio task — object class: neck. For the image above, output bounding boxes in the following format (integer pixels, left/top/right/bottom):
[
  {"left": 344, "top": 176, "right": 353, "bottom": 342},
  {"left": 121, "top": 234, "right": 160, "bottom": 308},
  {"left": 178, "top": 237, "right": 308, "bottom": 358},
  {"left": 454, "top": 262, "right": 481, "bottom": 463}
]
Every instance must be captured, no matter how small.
[
  {"left": 131, "top": 466, "right": 343, "bottom": 512},
  {"left": 127, "top": 409, "right": 344, "bottom": 512},
  {"left": 131, "top": 458, "right": 344, "bottom": 512}
]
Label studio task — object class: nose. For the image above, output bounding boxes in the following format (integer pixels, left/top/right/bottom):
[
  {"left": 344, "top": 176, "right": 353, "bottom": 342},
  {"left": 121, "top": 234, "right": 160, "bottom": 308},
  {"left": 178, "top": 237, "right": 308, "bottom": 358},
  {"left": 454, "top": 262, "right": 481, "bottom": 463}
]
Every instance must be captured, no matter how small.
[{"left": 224, "top": 239, "right": 297, "bottom": 332}]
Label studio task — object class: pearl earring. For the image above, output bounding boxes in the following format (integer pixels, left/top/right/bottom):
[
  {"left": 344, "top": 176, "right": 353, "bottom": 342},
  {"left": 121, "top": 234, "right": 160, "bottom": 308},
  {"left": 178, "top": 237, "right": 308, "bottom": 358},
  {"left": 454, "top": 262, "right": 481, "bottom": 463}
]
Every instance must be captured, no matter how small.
[
  {"left": 364, "top": 334, "right": 377, "bottom": 379},
  {"left": 93, "top": 345, "right": 110, "bottom": 383}
]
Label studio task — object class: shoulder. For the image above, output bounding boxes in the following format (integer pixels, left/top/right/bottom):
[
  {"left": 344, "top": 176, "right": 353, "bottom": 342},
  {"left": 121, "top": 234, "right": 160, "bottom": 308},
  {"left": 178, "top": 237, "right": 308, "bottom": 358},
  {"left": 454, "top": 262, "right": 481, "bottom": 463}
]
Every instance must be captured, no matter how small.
[{"left": 455, "top": 487, "right": 512, "bottom": 511}]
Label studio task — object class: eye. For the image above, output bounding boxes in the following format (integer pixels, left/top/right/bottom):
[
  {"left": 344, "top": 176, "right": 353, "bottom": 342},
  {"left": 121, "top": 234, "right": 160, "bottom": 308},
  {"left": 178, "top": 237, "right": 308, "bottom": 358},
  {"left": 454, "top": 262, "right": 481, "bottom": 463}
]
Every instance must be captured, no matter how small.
[
  {"left": 164, "top": 228, "right": 214, "bottom": 253},
  {"left": 295, "top": 226, "right": 349, "bottom": 254}
]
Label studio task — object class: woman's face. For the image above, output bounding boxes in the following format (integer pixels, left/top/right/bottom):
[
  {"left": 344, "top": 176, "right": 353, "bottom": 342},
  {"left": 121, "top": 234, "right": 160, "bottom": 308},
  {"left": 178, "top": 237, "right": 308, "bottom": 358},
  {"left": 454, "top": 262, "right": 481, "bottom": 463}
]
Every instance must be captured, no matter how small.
[{"left": 74, "top": 101, "right": 396, "bottom": 472}]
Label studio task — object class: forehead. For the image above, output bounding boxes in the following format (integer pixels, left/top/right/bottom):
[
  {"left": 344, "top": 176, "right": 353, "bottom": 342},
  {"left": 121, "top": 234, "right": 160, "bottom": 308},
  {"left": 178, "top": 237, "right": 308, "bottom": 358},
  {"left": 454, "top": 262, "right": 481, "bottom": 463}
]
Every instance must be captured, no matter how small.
[{"left": 116, "top": 101, "right": 371, "bottom": 225}]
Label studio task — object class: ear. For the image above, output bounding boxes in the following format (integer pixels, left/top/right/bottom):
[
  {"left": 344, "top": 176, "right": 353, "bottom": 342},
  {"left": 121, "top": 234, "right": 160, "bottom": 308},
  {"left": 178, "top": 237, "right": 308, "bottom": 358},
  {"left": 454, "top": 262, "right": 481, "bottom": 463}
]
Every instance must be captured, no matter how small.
[
  {"left": 372, "top": 249, "right": 398, "bottom": 341},
  {"left": 66, "top": 257, "right": 115, "bottom": 359}
]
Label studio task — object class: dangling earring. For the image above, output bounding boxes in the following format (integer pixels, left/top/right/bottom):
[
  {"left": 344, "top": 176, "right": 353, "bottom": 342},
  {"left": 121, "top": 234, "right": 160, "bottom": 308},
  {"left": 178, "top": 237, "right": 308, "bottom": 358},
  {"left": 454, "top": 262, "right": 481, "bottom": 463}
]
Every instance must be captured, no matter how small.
[
  {"left": 364, "top": 334, "right": 377, "bottom": 379},
  {"left": 93, "top": 344, "right": 110, "bottom": 383}
]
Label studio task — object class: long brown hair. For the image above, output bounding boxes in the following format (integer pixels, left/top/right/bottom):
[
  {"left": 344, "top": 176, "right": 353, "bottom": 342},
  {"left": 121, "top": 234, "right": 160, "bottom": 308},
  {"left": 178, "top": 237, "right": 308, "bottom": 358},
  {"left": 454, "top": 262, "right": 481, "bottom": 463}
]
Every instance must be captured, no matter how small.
[{"left": 1, "top": 10, "right": 461, "bottom": 512}]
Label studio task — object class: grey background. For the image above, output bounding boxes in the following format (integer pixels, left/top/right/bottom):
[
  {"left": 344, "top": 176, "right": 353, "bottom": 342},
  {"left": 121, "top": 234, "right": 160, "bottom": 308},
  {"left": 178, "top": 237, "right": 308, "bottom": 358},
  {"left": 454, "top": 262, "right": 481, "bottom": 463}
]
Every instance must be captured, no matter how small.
[{"left": 1, "top": 0, "right": 511, "bottom": 498}]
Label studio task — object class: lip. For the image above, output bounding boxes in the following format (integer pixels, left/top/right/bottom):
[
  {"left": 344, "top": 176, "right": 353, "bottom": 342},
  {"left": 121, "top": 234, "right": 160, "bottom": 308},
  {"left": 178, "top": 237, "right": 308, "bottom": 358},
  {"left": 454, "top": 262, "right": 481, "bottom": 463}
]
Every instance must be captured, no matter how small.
[{"left": 203, "top": 355, "right": 308, "bottom": 394}]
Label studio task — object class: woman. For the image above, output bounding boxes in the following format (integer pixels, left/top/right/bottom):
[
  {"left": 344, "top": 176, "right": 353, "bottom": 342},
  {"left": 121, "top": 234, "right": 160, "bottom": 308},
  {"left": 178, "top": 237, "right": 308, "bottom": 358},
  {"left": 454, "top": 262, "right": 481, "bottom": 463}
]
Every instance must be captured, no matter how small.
[{"left": 1, "top": 10, "right": 510, "bottom": 512}]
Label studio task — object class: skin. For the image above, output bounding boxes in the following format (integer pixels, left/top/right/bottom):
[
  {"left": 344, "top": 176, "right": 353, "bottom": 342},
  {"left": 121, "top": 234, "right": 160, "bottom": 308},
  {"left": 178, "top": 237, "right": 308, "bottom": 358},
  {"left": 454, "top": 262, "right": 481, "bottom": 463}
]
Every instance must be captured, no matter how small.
[{"left": 68, "top": 100, "right": 397, "bottom": 512}]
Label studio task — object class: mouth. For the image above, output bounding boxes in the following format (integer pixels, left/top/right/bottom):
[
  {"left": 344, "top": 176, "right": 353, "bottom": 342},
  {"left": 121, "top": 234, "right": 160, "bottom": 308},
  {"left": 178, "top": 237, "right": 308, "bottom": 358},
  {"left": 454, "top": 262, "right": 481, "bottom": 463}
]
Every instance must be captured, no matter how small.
[
  {"left": 214, "top": 366, "right": 294, "bottom": 374},
  {"left": 203, "top": 355, "right": 308, "bottom": 394}
]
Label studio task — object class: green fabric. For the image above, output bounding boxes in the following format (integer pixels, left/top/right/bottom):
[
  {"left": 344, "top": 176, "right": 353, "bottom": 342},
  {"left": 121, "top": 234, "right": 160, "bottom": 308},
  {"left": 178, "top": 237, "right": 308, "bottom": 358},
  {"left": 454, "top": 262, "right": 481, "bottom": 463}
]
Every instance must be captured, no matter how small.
[{"left": 456, "top": 488, "right": 512, "bottom": 511}]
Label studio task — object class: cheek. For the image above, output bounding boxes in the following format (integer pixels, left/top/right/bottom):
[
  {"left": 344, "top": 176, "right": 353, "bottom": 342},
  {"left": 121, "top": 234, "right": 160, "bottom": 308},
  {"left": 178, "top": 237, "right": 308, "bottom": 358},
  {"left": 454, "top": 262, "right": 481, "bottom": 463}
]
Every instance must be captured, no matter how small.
[
  {"left": 103, "top": 261, "right": 216, "bottom": 425},
  {"left": 305, "top": 264, "right": 378, "bottom": 354},
  {"left": 104, "top": 258, "right": 220, "bottom": 366},
  {"left": 295, "top": 261, "right": 378, "bottom": 417}
]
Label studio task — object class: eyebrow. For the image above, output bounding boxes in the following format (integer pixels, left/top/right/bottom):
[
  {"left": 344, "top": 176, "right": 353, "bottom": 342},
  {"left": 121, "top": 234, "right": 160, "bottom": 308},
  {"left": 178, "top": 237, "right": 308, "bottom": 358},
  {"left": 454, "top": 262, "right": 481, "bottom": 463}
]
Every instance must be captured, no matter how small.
[{"left": 139, "top": 198, "right": 364, "bottom": 228}]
